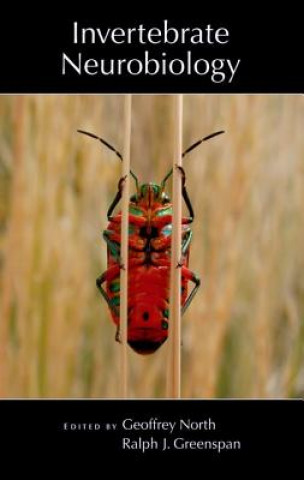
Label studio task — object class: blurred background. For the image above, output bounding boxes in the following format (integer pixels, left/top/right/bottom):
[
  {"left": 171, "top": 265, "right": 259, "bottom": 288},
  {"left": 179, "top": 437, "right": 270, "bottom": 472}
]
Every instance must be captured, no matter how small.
[{"left": 0, "top": 95, "right": 303, "bottom": 398}]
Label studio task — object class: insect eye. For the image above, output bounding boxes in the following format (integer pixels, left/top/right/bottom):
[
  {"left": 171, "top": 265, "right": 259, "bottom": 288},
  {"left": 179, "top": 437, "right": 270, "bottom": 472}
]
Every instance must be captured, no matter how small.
[{"left": 161, "top": 320, "right": 168, "bottom": 330}]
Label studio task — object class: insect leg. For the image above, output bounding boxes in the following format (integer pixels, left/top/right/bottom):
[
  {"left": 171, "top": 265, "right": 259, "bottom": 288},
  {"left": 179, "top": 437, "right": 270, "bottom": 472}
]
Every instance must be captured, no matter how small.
[
  {"left": 155, "top": 258, "right": 200, "bottom": 312},
  {"left": 181, "top": 266, "right": 201, "bottom": 315},
  {"left": 181, "top": 229, "right": 192, "bottom": 256},
  {"left": 107, "top": 175, "right": 127, "bottom": 220},
  {"left": 174, "top": 229, "right": 192, "bottom": 268},
  {"left": 101, "top": 232, "right": 131, "bottom": 345},
  {"left": 96, "top": 264, "right": 121, "bottom": 316},
  {"left": 103, "top": 230, "right": 121, "bottom": 258},
  {"left": 96, "top": 263, "right": 122, "bottom": 343},
  {"left": 176, "top": 165, "right": 194, "bottom": 222}
]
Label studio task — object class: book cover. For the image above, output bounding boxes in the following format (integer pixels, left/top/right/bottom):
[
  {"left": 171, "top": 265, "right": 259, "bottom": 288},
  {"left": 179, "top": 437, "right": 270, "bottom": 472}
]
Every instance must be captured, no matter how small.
[{"left": 0, "top": 9, "right": 302, "bottom": 470}]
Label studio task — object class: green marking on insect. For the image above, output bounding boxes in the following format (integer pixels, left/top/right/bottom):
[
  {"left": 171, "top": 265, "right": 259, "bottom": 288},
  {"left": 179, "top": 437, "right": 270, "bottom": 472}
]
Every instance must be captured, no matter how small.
[
  {"left": 110, "top": 296, "right": 120, "bottom": 307},
  {"left": 156, "top": 207, "right": 172, "bottom": 217},
  {"left": 161, "top": 320, "right": 169, "bottom": 330},
  {"left": 129, "top": 206, "right": 143, "bottom": 216},
  {"left": 109, "top": 282, "right": 120, "bottom": 293}
]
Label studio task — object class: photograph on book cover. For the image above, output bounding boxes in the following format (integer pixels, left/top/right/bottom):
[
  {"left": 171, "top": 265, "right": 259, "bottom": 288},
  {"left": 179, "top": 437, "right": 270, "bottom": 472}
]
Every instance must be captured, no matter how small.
[{"left": 0, "top": 94, "right": 303, "bottom": 399}]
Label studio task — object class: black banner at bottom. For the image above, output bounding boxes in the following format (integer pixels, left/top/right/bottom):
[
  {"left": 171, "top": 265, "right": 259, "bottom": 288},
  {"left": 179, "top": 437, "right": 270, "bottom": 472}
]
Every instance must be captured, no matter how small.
[{"left": 0, "top": 400, "right": 301, "bottom": 468}]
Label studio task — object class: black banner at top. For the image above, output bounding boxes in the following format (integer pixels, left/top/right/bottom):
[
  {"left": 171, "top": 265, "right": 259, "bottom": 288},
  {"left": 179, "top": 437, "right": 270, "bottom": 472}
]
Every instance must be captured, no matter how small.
[{"left": 0, "top": 12, "right": 302, "bottom": 93}]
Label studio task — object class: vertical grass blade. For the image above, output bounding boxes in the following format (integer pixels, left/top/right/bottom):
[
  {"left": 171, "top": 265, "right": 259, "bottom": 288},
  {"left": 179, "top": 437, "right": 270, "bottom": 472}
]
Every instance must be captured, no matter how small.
[
  {"left": 168, "top": 95, "right": 183, "bottom": 398},
  {"left": 120, "top": 95, "right": 132, "bottom": 398}
]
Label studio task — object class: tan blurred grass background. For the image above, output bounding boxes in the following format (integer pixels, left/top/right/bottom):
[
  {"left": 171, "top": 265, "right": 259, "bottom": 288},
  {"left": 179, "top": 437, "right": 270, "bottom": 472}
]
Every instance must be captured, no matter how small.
[{"left": 0, "top": 95, "right": 303, "bottom": 398}]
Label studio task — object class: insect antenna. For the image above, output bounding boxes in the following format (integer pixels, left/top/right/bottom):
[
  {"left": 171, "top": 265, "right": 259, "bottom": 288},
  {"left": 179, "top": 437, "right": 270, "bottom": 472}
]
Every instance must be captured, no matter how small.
[
  {"left": 77, "top": 129, "right": 139, "bottom": 190},
  {"left": 160, "top": 130, "right": 225, "bottom": 190},
  {"left": 182, "top": 130, "right": 225, "bottom": 158}
]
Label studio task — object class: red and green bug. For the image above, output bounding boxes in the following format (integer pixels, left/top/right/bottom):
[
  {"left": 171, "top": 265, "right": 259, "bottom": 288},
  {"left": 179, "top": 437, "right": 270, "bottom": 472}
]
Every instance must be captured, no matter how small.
[{"left": 78, "top": 129, "right": 224, "bottom": 355}]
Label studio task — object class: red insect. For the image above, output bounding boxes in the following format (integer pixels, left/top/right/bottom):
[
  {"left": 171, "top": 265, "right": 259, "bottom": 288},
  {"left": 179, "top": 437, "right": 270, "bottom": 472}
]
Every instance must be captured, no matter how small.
[{"left": 78, "top": 129, "right": 224, "bottom": 354}]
